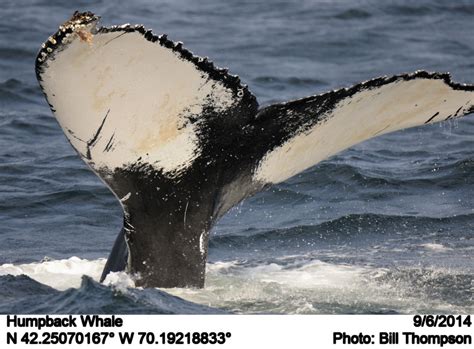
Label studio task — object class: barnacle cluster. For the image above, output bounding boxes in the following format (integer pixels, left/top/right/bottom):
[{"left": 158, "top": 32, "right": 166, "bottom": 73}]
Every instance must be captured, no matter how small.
[{"left": 36, "top": 11, "right": 98, "bottom": 63}]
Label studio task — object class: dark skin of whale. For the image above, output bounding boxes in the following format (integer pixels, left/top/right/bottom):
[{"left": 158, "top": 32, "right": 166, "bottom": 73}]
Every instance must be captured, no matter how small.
[{"left": 36, "top": 12, "right": 474, "bottom": 288}]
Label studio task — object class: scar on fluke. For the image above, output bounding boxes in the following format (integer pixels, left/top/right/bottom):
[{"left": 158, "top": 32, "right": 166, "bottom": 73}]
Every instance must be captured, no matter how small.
[
  {"left": 374, "top": 124, "right": 392, "bottom": 136},
  {"left": 77, "top": 30, "right": 93, "bottom": 44},
  {"left": 86, "top": 109, "right": 110, "bottom": 160},
  {"left": 425, "top": 112, "right": 439, "bottom": 124},
  {"left": 102, "top": 32, "right": 128, "bottom": 47},
  {"left": 66, "top": 111, "right": 110, "bottom": 159},
  {"left": 104, "top": 133, "right": 115, "bottom": 152}
]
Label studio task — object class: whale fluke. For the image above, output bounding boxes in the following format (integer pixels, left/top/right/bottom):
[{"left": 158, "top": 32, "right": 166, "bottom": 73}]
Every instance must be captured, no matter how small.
[{"left": 36, "top": 12, "right": 474, "bottom": 288}]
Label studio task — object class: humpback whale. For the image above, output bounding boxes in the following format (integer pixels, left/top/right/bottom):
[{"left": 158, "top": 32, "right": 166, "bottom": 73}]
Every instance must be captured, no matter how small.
[{"left": 36, "top": 12, "right": 474, "bottom": 288}]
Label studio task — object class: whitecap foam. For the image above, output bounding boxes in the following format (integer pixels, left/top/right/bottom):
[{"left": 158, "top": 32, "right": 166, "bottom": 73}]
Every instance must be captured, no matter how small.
[
  {"left": 166, "top": 260, "right": 381, "bottom": 313},
  {"left": 0, "top": 256, "right": 105, "bottom": 290},
  {"left": 420, "top": 243, "right": 450, "bottom": 251},
  {"left": 0, "top": 256, "right": 470, "bottom": 314},
  {"left": 103, "top": 271, "right": 136, "bottom": 291},
  {"left": 167, "top": 259, "right": 471, "bottom": 314}
]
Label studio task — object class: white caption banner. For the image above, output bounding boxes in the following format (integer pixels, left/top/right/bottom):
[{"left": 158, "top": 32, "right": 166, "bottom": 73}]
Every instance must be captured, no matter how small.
[{"left": 0, "top": 315, "right": 472, "bottom": 348}]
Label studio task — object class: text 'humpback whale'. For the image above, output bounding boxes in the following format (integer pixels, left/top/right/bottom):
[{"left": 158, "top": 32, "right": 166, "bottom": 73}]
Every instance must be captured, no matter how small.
[{"left": 35, "top": 11, "right": 474, "bottom": 288}]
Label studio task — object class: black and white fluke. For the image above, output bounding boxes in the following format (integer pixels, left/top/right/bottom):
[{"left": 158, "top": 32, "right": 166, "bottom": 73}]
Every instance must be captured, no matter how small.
[{"left": 36, "top": 12, "right": 474, "bottom": 288}]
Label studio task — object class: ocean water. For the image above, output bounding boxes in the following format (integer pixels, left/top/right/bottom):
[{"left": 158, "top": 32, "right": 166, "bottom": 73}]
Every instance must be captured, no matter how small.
[{"left": 0, "top": 0, "right": 473, "bottom": 314}]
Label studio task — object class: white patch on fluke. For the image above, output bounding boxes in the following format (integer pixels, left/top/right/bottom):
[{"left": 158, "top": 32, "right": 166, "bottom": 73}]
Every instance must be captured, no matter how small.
[
  {"left": 39, "top": 29, "right": 236, "bottom": 174},
  {"left": 254, "top": 78, "right": 474, "bottom": 183}
]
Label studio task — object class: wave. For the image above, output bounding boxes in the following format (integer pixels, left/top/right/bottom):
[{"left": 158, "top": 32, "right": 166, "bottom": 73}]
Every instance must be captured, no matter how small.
[
  {"left": 0, "top": 79, "right": 42, "bottom": 106},
  {"left": 229, "top": 156, "right": 474, "bottom": 216},
  {"left": 0, "top": 48, "right": 36, "bottom": 61},
  {"left": 334, "top": 9, "right": 372, "bottom": 20},
  {"left": 211, "top": 212, "right": 474, "bottom": 249},
  {"left": 293, "top": 158, "right": 474, "bottom": 189},
  {"left": 253, "top": 76, "right": 328, "bottom": 89},
  {"left": 382, "top": 2, "right": 474, "bottom": 17},
  {"left": 0, "top": 256, "right": 471, "bottom": 314},
  {"left": 0, "top": 275, "right": 223, "bottom": 314},
  {"left": 0, "top": 258, "right": 223, "bottom": 314}
]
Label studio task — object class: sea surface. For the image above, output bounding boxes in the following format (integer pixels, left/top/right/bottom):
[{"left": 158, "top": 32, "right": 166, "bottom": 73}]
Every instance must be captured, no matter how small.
[{"left": 0, "top": 0, "right": 473, "bottom": 314}]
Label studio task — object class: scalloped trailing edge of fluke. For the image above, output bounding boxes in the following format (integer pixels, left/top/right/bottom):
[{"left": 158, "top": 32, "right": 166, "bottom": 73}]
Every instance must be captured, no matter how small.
[
  {"left": 35, "top": 11, "right": 255, "bottom": 105},
  {"left": 275, "top": 70, "right": 474, "bottom": 110}
]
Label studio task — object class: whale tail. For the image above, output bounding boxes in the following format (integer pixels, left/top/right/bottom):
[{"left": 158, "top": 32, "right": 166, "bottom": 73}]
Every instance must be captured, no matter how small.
[{"left": 36, "top": 12, "right": 474, "bottom": 288}]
